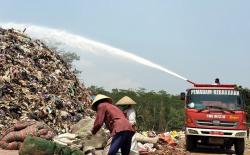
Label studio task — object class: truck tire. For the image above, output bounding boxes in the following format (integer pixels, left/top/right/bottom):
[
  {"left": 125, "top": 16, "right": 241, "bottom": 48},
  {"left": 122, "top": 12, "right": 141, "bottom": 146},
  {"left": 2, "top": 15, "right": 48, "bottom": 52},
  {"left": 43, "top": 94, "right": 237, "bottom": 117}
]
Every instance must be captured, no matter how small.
[
  {"left": 186, "top": 135, "right": 196, "bottom": 151},
  {"left": 234, "top": 138, "right": 245, "bottom": 155}
]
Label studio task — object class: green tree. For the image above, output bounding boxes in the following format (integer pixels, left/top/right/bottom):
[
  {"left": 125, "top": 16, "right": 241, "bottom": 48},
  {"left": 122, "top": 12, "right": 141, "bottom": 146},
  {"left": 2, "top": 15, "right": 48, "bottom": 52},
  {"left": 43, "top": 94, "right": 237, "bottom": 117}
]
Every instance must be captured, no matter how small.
[
  {"left": 50, "top": 46, "right": 81, "bottom": 74},
  {"left": 237, "top": 86, "right": 250, "bottom": 124},
  {"left": 89, "top": 86, "right": 185, "bottom": 132}
]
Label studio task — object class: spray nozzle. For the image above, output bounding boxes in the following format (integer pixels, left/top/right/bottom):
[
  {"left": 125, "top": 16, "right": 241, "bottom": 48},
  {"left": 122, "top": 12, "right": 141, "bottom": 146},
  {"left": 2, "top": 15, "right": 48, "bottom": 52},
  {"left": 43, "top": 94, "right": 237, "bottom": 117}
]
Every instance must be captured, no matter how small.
[{"left": 186, "top": 80, "right": 196, "bottom": 85}]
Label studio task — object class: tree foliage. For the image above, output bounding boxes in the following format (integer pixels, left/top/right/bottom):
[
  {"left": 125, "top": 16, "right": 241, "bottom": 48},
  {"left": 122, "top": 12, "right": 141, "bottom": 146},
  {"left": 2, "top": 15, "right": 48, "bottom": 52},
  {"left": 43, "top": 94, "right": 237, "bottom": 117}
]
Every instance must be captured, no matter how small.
[
  {"left": 59, "top": 52, "right": 80, "bottom": 69},
  {"left": 89, "top": 85, "right": 250, "bottom": 131},
  {"left": 237, "top": 86, "right": 250, "bottom": 122},
  {"left": 51, "top": 46, "right": 81, "bottom": 74},
  {"left": 88, "top": 86, "right": 184, "bottom": 131}
]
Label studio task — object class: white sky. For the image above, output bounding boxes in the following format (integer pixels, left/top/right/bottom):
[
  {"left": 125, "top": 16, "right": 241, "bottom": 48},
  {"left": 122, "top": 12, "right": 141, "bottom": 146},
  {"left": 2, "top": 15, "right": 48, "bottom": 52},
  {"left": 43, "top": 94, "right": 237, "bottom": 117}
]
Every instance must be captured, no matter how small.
[{"left": 1, "top": 0, "right": 250, "bottom": 94}]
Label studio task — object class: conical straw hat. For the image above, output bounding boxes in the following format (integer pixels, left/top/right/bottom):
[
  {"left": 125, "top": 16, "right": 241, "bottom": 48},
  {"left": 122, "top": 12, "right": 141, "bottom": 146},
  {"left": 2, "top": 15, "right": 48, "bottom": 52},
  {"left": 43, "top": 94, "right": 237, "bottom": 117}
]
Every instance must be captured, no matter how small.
[
  {"left": 91, "top": 94, "right": 112, "bottom": 110},
  {"left": 116, "top": 96, "right": 136, "bottom": 105}
]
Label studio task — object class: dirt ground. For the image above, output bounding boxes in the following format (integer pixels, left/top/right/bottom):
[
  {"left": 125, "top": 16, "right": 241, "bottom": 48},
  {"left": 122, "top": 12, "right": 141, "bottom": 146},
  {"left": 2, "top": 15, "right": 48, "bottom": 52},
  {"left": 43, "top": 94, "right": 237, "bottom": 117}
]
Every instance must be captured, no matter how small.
[
  {"left": 1, "top": 139, "right": 250, "bottom": 155},
  {"left": 0, "top": 149, "right": 18, "bottom": 155},
  {"left": 1, "top": 148, "right": 250, "bottom": 155},
  {"left": 189, "top": 137, "right": 250, "bottom": 155},
  {"left": 187, "top": 138, "right": 250, "bottom": 155},
  {"left": 190, "top": 146, "right": 250, "bottom": 155},
  {"left": 153, "top": 136, "right": 250, "bottom": 155},
  {"left": 2, "top": 150, "right": 250, "bottom": 155}
]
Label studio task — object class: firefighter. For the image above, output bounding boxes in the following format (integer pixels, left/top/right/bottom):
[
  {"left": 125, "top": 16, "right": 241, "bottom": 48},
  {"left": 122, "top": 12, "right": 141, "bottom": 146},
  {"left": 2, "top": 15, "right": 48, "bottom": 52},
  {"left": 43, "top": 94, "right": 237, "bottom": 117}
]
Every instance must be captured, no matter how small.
[
  {"left": 90, "top": 94, "right": 135, "bottom": 155},
  {"left": 214, "top": 78, "right": 220, "bottom": 85}
]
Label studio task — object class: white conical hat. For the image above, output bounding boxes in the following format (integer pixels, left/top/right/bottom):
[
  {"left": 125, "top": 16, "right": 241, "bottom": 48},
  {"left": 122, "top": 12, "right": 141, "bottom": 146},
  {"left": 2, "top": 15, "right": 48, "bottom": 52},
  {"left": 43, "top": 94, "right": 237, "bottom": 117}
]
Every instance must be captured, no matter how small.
[
  {"left": 91, "top": 94, "right": 112, "bottom": 110},
  {"left": 116, "top": 96, "right": 136, "bottom": 105}
]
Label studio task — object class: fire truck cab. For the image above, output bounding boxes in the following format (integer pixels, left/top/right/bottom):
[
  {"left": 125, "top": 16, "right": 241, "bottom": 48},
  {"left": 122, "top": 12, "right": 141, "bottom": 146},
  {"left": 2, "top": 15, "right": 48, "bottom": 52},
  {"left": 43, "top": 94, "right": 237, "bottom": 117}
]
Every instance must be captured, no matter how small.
[{"left": 181, "top": 83, "right": 247, "bottom": 155}]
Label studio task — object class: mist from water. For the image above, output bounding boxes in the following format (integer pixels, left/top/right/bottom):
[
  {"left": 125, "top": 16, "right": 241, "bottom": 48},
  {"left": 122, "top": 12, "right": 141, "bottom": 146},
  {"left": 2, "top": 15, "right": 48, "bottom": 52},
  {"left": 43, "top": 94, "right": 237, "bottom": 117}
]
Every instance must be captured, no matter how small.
[{"left": 1, "top": 23, "right": 188, "bottom": 81}]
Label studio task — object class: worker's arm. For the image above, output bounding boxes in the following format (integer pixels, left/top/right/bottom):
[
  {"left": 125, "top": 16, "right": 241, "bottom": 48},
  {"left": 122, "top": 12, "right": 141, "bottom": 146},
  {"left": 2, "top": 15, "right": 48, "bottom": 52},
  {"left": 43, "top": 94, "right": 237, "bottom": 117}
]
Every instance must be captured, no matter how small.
[{"left": 91, "top": 104, "right": 106, "bottom": 135}]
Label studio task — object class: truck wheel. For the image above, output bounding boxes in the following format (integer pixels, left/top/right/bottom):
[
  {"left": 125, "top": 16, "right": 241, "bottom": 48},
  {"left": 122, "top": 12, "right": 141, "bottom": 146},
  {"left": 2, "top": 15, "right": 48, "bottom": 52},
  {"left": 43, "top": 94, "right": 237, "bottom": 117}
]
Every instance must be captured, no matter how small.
[
  {"left": 220, "top": 145, "right": 232, "bottom": 150},
  {"left": 226, "top": 145, "right": 233, "bottom": 150},
  {"left": 186, "top": 135, "right": 196, "bottom": 151},
  {"left": 234, "top": 138, "right": 245, "bottom": 155}
]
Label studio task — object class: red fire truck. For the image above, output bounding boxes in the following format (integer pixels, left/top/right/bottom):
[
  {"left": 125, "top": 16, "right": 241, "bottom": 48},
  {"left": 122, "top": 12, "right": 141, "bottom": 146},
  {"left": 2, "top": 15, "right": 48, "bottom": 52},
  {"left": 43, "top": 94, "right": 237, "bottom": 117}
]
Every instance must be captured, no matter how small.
[{"left": 181, "top": 83, "right": 247, "bottom": 155}]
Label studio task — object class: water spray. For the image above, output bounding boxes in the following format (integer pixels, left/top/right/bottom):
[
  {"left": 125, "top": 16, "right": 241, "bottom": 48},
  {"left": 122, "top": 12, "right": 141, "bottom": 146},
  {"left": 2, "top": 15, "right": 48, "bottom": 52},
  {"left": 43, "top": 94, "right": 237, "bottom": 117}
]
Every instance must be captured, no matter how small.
[{"left": 1, "top": 22, "right": 195, "bottom": 85}]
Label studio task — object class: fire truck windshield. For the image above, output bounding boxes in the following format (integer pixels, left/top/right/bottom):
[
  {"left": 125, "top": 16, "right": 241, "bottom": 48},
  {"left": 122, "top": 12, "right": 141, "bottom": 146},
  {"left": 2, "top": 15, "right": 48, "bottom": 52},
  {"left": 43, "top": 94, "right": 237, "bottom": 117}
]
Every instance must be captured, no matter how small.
[{"left": 187, "top": 89, "right": 243, "bottom": 111}]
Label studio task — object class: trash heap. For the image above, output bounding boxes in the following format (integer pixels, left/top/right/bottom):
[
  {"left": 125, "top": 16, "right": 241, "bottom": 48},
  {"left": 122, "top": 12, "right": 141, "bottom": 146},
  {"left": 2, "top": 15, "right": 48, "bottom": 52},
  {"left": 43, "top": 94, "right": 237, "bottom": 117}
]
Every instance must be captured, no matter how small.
[
  {"left": 135, "top": 130, "right": 188, "bottom": 155},
  {"left": 153, "top": 131, "right": 188, "bottom": 155},
  {"left": 0, "top": 28, "right": 92, "bottom": 133}
]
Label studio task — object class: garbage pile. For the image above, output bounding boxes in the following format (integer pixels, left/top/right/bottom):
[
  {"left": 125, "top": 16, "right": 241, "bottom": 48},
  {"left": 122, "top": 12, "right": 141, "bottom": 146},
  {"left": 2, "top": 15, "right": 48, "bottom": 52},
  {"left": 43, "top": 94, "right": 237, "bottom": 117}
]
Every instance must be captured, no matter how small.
[
  {"left": 53, "top": 117, "right": 109, "bottom": 152},
  {"left": 133, "top": 130, "right": 188, "bottom": 155},
  {"left": 153, "top": 131, "right": 188, "bottom": 155},
  {"left": 101, "top": 130, "right": 188, "bottom": 155},
  {"left": 0, "top": 28, "right": 92, "bottom": 133}
]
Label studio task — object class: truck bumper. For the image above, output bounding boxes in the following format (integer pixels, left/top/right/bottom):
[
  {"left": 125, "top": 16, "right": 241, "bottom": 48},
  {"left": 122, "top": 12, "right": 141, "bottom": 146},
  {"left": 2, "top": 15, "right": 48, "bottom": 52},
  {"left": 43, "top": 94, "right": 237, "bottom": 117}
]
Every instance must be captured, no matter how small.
[{"left": 186, "top": 127, "right": 247, "bottom": 138}]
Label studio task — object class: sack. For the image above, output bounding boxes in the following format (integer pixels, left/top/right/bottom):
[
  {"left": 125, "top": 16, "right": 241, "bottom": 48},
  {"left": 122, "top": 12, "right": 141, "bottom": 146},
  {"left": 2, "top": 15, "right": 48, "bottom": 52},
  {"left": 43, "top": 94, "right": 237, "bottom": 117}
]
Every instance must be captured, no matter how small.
[
  {"left": 134, "top": 133, "right": 158, "bottom": 144},
  {"left": 19, "top": 136, "right": 84, "bottom": 155},
  {"left": 0, "top": 141, "right": 22, "bottom": 150},
  {"left": 0, "top": 121, "right": 36, "bottom": 139},
  {"left": 19, "top": 136, "right": 56, "bottom": 155},
  {"left": 0, "top": 121, "right": 55, "bottom": 150},
  {"left": 71, "top": 117, "right": 108, "bottom": 149}
]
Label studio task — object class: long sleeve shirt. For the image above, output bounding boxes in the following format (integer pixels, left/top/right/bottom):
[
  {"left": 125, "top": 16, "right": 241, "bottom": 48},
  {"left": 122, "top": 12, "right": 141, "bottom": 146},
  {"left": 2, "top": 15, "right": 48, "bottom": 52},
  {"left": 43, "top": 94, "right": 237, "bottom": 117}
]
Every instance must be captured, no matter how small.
[
  {"left": 91, "top": 102, "right": 134, "bottom": 136},
  {"left": 125, "top": 108, "right": 136, "bottom": 125}
]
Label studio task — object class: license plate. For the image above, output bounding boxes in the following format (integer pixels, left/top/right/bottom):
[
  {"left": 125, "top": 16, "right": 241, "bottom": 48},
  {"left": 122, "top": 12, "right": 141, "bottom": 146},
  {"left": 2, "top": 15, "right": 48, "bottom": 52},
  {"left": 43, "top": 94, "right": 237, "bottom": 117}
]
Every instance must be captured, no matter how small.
[{"left": 209, "top": 137, "right": 224, "bottom": 145}]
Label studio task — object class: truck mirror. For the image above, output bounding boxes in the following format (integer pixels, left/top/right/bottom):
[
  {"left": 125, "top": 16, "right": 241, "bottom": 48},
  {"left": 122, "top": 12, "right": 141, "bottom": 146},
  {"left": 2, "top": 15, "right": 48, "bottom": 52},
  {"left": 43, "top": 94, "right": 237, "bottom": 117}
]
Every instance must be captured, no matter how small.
[{"left": 180, "top": 92, "right": 185, "bottom": 100}]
